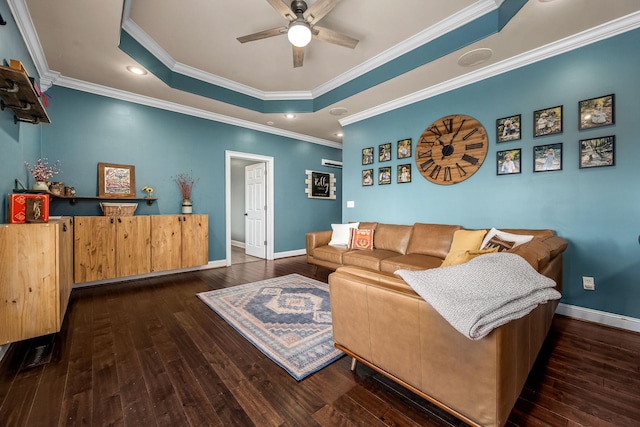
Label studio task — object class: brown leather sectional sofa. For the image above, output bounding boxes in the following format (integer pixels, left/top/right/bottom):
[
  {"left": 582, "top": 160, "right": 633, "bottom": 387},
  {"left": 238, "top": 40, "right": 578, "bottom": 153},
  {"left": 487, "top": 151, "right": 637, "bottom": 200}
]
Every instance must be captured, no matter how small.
[{"left": 305, "top": 222, "right": 568, "bottom": 427}]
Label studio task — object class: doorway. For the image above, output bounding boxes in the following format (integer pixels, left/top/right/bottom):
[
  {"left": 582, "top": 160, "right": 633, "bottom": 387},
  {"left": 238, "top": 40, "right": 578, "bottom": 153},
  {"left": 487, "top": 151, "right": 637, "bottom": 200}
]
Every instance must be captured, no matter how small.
[{"left": 225, "top": 151, "right": 274, "bottom": 266}]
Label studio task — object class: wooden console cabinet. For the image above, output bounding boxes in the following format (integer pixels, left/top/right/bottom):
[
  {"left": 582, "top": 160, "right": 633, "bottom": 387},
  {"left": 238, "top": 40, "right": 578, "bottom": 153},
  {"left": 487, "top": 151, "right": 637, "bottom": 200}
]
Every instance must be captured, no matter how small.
[
  {"left": 0, "top": 218, "right": 73, "bottom": 344},
  {"left": 73, "top": 216, "right": 151, "bottom": 283},
  {"left": 150, "top": 215, "right": 209, "bottom": 271},
  {"left": 74, "top": 215, "right": 208, "bottom": 284}
]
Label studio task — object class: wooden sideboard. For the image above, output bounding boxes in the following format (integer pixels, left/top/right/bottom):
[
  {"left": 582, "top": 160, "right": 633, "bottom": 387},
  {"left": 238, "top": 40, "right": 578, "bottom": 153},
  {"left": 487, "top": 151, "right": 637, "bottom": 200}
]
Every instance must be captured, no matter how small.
[
  {"left": 0, "top": 218, "right": 73, "bottom": 344},
  {"left": 74, "top": 214, "right": 208, "bottom": 283}
]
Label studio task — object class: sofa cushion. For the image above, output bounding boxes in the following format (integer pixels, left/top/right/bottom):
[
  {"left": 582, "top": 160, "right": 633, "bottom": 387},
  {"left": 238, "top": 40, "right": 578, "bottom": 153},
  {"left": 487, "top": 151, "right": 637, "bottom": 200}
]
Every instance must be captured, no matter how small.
[
  {"left": 349, "top": 228, "right": 374, "bottom": 250},
  {"left": 441, "top": 229, "right": 487, "bottom": 266},
  {"left": 358, "top": 221, "right": 378, "bottom": 230},
  {"left": 312, "top": 244, "right": 352, "bottom": 265},
  {"left": 441, "top": 248, "right": 498, "bottom": 267},
  {"left": 329, "top": 222, "right": 359, "bottom": 246},
  {"left": 406, "top": 223, "right": 462, "bottom": 258},
  {"left": 373, "top": 224, "right": 413, "bottom": 254},
  {"left": 343, "top": 249, "right": 400, "bottom": 270},
  {"left": 380, "top": 253, "right": 444, "bottom": 273}
]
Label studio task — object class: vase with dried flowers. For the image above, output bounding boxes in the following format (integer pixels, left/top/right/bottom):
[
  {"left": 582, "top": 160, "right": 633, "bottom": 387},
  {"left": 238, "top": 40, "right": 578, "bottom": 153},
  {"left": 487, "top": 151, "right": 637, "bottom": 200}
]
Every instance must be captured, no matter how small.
[
  {"left": 175, "top": 172, "right": 199, "bottom": 214},
  {"left": 25, "top": 158, "right": 62, "bottom": 191}
]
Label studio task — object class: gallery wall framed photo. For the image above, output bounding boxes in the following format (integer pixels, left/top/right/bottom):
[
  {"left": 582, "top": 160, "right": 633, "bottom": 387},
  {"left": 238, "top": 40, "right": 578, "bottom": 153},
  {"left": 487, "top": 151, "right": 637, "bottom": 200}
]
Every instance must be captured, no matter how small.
[
  {"left": 378, "top": 167, "right": 391, "bottom": 185},
  {"left": 397, "top": 164, "right": 412, "bottom": 183},
  {"left": 533, "top": 143, "right": 563, "bottom": 172},
  {"left": 362, "top": 147, "right": 374, "bottom": 165},
  {"left": 496, "top": 114, "right": 521, "bottom": 143},
  {"left": 98, "top": 162, "right": 136, "bottom": 198},
  {"left": 533, "top": 106, "right": 563, "bottom": 137},
  {"left": 379, "top": 143, "right": 392, "bottom": 162},
  {"left": 579, "top": 136, "right": 615, "bottom": 168},
  {"left": 497, "top": 149, "right": 521, "bottom": 175},
  {"left": 579, "top": 94, "right": 614, "bottom": 130},
  {"left": 397, "top": 138, "right": 412, "bottom": 159},
  {"left": 362, "top": 169, "right": 374, "bottom": 186}
]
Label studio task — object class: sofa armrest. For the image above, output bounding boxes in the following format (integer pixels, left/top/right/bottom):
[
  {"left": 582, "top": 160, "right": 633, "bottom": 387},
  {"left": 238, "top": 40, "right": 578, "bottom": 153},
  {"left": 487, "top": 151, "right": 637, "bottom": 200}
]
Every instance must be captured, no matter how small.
[{"left": 306, "top": 230, "right": 333, "bottom": 255}]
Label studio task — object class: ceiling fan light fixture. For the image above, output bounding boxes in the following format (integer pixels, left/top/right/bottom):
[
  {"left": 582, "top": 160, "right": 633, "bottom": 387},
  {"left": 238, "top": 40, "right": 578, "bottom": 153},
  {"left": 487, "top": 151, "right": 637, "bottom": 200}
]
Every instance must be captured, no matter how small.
[{"left": 288, "top": 20, "right": 312, "bottom": 47}]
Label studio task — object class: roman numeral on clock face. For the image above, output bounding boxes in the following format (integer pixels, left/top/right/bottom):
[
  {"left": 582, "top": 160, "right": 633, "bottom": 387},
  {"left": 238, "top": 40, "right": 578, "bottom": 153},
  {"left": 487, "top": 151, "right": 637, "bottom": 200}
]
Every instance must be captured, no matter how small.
[
  {"left": 420, "top": 159, "right": 435, "bottom": 172},
  {"left": 462, "top": 128, "right": 479, "bottom": 140},
  {"left": 465, "top": 142, "right": 484, "bottom": 150},
  {"left": 455, "top": 163, "right": 468, "bottom": 177},
  {"left": 462, "top": 153, "right": 479, "bottom": 165},
  {"left": 429, "top": 165, "right": 442, "bottom": 180},
  {"left": 417, "top": 149, "right": 432, "bottom": 159},
  {"left": 418, "top": 136, "right": 436, "bottom": 146},
  {"left": 443, "top": 166, "right": 452, "bottom": 182},
  {"left": 442, "top": 118, "right": 453, "bottom": 133},
  {"left": 427, "top": 125, "right": 442, "bottom": 137}
]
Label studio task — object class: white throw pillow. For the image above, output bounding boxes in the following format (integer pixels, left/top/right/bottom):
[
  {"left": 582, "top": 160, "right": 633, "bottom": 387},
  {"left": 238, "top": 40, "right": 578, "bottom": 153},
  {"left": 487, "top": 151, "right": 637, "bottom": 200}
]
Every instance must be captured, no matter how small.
[
  {"left": 481, "top": 228, "right": 533, "bottom": 250},
  {"left": 329, "top": 223, "right": 359, "bottom": 246}
]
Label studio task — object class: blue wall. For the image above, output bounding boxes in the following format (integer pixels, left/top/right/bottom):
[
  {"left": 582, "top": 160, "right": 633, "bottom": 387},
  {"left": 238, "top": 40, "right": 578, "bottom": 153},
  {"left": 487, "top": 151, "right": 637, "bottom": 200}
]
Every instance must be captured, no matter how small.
[
  {"left": 342, "top": 29, "right": 640, "bottom": 319},
  {"left": 38, "top": 87, "right": 342, "bottom": 260}
]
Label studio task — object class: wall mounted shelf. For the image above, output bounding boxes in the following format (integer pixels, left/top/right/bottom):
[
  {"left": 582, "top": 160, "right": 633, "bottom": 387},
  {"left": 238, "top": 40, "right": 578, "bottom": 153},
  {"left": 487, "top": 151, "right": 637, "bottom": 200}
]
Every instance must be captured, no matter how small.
[
  {"left": 0, "top": 60, "right": 50, "bottom": 124},
  {"left": 15, "top": 190, "right": 157, "bottom": 206}
]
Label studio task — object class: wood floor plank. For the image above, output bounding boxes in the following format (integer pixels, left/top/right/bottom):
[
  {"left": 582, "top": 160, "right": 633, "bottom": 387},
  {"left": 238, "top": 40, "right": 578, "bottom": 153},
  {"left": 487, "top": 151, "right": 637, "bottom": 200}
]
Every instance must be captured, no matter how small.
[{"left": 1, "top": 255, "right": 639, "bottom": 427}]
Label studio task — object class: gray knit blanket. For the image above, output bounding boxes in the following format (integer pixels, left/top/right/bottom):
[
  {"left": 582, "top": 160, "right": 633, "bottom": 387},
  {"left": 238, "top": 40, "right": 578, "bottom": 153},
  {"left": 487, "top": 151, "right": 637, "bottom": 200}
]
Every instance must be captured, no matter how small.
[{"left": 395, "top": 252, "right": 561, "bottom": 340}]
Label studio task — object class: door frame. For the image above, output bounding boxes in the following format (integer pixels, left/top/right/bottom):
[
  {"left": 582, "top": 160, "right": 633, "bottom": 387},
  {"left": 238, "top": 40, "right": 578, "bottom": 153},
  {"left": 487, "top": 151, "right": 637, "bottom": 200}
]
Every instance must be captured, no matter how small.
[{"left": 225, "top": 150, "right": 274, "bottom": 266}]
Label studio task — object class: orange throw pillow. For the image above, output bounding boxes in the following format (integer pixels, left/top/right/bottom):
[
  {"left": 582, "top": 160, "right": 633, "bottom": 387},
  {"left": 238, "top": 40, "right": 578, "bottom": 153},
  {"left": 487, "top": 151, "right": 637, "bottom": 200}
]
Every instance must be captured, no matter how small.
[{"left": 349, "top": 228, "right": 374, "bottom": 250}]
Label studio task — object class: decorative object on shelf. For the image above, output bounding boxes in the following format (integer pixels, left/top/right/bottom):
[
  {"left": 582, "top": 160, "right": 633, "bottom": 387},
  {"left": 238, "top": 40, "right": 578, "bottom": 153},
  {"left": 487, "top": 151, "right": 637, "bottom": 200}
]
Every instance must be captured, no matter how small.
[
  {"left": 579, "top": 136, "right": 615, "bottom": 168},
  {"left": 25, "top": 158, "right": 61, "bottom": 190},
  {"left": 98, "top": 162, "right": 136, "bottom": 198},
  {"left": 397, "top": 138, "right": 412, "bottom": 159},
  {"left": 141, "top": 186, "right": 154, "bottom": 198},
  {"left": 496, "top": 114, "right": 521, "bottom": 143},
  {"left": 579, "top": 94, "right": 614, "bottom": 130},
  {"left": 64, "top": 186, "right": 76, "bottom": 196},
  {"left": 415, "top": 114, "right": 488, "bottom": 185},
  {"left": 304, "top": 170, "right": 336, "bottom": 199},
  {"left": 100, "top": 202, "right": 138, "bottom": 217},
  {"left": 176, "top": 171, "right": 199, "bottom": 213},
  {"left": 497, "top": 149, "right": 522, "bottom": 175},
  {"left": 534, "top": 143, "right": 563, "bottom": 172},
  {"left": 0, "top": 60, "right": 51, "bottom": 124},
  {"left": 533, "top": 105, "right": 563, "bottom": 137},
  {"left": 49, "top": 181, "right": 64, "bottom": 196},
  {"left": 8, "top": 193, "right": 50, "bottom": 223}
]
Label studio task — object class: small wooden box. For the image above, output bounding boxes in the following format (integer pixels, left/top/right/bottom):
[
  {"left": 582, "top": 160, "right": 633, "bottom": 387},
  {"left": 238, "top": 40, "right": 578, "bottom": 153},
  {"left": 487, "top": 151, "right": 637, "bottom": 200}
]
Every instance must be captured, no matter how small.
[{"left": 8, "top": 194, "right": 50, "bottom": 224}]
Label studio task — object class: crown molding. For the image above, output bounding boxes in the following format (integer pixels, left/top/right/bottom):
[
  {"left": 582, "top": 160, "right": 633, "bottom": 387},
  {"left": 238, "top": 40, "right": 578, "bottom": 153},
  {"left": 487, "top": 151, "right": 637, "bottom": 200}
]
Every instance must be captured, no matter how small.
[
  {"left": 341, "top": 10, "right": 640, "bottom": 127},
  {"left": 54, "top": 75, "right": 341, "bottom": 149}
]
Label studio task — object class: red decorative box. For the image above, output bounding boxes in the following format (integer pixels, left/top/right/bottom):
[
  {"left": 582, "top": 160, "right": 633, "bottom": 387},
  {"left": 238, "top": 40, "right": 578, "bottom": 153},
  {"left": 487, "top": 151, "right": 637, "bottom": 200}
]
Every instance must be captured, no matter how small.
[{"left": 8, "top": 193, "right": 50, "bottom": 223}]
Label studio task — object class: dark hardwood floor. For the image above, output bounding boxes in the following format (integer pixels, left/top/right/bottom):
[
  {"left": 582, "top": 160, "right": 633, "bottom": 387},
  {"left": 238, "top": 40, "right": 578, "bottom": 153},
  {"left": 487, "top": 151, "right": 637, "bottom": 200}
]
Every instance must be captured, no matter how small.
[{"left": 1, "top": 255, "right": 639, "bottom": 426}]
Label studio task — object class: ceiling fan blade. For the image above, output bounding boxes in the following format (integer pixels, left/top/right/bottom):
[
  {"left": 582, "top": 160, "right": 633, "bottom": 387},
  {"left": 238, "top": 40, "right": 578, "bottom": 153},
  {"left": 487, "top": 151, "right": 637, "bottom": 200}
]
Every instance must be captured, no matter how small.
[
  {"left": 293, "top": 46, "right": 304, "bottom": 68},
  {"left": 267, "top": 0, "right": 295, "bottom": 21},
  {"left": 303, "top": 0, "right": 339, "bottom": 25},
  {"left": 312, "top": 25, "right": 358, "bottom": 49},
  {"left": 237, "top": 27, "right": 287, "bottom": 43}
]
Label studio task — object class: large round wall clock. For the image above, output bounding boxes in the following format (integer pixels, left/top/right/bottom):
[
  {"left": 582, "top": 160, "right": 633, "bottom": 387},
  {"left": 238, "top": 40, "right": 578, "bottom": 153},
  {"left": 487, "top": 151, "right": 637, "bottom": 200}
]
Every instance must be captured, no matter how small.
[{"left": 415, "top": 114, "right": 488, "bottom": 185}]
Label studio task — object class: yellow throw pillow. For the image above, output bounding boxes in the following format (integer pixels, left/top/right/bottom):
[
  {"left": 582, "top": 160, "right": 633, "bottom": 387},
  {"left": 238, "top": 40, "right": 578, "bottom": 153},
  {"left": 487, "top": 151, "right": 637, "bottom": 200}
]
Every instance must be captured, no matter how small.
[
  {"left": 441, "top": 229, "right": 488, "bottom": 266},
  {"left": 441, "top": 247, "right": 498, "bottom": 267}
]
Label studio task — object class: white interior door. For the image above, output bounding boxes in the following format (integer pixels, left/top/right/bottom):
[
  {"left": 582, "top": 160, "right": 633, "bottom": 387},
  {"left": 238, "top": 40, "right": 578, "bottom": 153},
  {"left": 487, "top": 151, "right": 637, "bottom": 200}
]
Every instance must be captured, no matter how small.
[{"left": 245, "top": 163, "right": 266, "bottom": 258}]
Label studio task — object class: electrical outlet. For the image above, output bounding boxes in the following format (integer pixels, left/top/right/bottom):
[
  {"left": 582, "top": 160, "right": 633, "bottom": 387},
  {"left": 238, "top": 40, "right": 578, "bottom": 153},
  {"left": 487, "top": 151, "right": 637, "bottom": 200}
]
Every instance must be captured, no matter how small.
[{"left": 582, "top": 276, "right": 595, "bottom": 290}]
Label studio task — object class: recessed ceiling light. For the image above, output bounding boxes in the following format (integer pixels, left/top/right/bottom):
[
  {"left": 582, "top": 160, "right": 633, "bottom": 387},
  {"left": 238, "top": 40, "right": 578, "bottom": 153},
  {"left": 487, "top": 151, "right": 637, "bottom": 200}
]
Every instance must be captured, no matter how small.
[
  {"left": 267, "top": 121, "right": 275, "bottom": 126},
  {"left": 457, "top": 48, "right": 493, "bottom": 67},
  {"left": 127, "top": 66, "right": 147, "bottom": 75},
  {"left": 329, "top": 107, "right": 348, "bottom": 116},
  {"left": 284, "top": 113, "right": 296, "bottom": 119},
  {"left": 335, "top": 132, "right": 343, "bottom": 137}
]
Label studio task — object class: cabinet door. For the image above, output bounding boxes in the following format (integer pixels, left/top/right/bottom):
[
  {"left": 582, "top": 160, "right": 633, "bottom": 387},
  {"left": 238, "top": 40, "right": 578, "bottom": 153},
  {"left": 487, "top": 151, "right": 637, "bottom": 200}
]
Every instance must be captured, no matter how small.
[
  {"left": 181, "top": 214, "right": 209, "bottom": 268},
  {"left": 56, "top": 218, "right": 74, "bottom": 323},
  {"left": 150, "top": 215, "right": 181, "bottom": 272},
  {"left": 74, "top": 216, "right": 116, "bottom": 283},
  {"left": 116, "top": 216, "right": 151, "bottom": 277},
  {"left": 0, "top": 223, "right": 58, "bottom": 344}
]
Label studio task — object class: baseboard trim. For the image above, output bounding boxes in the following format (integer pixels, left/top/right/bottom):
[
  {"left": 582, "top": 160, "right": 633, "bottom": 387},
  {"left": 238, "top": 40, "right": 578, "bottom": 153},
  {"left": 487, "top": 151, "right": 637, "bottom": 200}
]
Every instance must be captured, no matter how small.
[
  {"left": 274, "top": 249, "right": 306, "bottom": 259},
  {"left": 231, "top": 240, "right": 245, "bottom": 248},
  {"left": 557, "top": 303, "right": 640, "bottom": 333}
]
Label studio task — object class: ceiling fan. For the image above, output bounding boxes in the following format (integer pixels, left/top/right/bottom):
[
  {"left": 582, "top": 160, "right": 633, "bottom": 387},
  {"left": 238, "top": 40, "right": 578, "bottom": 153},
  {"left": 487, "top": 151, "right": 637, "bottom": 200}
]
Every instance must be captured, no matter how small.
[{"left": 237, "top": 0, "right": 359, "bottom": 68}]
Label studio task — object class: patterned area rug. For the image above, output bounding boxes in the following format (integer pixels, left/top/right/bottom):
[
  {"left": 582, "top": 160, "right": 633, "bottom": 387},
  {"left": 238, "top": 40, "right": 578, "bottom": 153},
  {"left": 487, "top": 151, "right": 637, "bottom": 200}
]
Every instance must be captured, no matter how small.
[{"left": 197, "top": 274, "right": 344, "bottom": 381}]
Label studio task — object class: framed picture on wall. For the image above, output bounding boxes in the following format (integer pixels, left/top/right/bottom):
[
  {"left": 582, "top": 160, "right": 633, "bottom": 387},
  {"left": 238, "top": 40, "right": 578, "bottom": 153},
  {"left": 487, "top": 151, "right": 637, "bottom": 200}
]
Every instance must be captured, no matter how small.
[
  {"left": 534, "top": 143, "right": 563, "bottom": 172},
  {"left": 378, "top": 167, "right": 391, "bottom": 185},
  {"left": 579, "top": 136, "right": 615, "bottom": 168},
  {"left": 397, "top": 164, "right": 412, "bottom": 183},
  {"left": 496, "top": 114, "right": 521, "bottom": 143},
  {"left": 98, "top": 162, "right": 136, "bottom": 198},
  {"left": 533, "top": 106, "right": 563, "bottom": 137},
  {"left": 362, "top": 147, "right": 374, "bottom": 165},
  {"left": 362, "top": 169, "right": 374, "bottom": 186},
  {"left": 397, "top": 138, "right": 412, "bottom": 159},
  {"left": 579, "top": 94, "right": 614, "bottom": 130},
  {"left": 379, "top": 143, "right": 392, "bottom": 162},
  {"left": 497, "top": 149, "right": 521, "bottom": 175}
]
